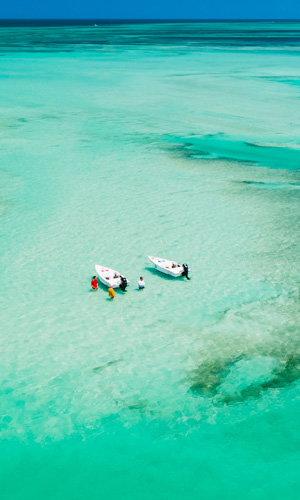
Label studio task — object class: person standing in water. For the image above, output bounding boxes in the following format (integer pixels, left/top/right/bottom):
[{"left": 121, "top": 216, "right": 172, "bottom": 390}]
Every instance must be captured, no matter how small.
[
  {"left": 91, "top": 276, "right": 98, "bottom": 290},
  {"left": 182, "top": 264, "right": 190, "bottom": 280},
  {"left": 138, "top": 277, "right": 145, "bottom": 289},
  {"left": 108, "top": 285, "right": 115, "bottom": 299},
  {"left": 119, "top": 276, "right": 128, "bottom": 292}
]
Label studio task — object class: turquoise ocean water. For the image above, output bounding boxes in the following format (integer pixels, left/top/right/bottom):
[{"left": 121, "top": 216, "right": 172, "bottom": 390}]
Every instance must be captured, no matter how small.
[{"left": 1, "top": 21, "right": 300, "bottom": 499}]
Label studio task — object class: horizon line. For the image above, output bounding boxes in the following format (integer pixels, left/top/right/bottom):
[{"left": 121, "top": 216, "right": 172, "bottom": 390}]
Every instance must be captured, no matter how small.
[{"left": 1, "top": 18, "right": 300, "bottom": 21}]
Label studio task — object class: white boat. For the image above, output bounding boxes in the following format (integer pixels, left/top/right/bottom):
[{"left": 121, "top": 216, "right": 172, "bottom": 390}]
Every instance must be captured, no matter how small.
[
  {"left": 148, "top": 256, "right": 186, "bottom": 278},
  {"left": 95, "top": 265, "right": 130, "bottom": 288}
]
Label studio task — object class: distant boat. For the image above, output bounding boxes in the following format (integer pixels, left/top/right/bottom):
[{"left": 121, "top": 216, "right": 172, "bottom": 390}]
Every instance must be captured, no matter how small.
[
  {"left": 95, "top": 265, "right": 129, "bottom": 288},
  {"left": 148, "top": 256, "right": 188, "bottom": 278}
]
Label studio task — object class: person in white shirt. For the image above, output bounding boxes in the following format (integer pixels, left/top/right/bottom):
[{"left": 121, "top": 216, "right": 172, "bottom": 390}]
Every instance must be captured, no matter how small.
[{"left": 138, "top": 277, "right": 145, "bottom": 289}]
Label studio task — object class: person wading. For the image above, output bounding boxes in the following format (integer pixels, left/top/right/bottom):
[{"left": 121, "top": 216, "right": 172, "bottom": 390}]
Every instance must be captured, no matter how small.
[
  {"left": 138, "top": 277, "right": 145, "bottom": 289},
  {"left": 91, "top": 276, "right": 98, "bottom": 290}
]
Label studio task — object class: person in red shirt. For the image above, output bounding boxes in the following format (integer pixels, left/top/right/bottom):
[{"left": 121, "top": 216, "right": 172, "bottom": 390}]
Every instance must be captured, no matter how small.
[{"left": 91, "top": 276, "right": 98, "bottom": 290}]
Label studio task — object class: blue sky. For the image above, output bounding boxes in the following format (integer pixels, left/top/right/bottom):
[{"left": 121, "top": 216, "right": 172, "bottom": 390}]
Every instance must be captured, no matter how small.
[{"left": 0, "top": 0, "right": 300, "bottom": 19}]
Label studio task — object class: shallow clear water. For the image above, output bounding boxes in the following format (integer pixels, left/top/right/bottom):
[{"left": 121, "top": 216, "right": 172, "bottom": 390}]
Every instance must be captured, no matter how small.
[{"left": 1, "top": 22, "right": 300, "bottom": 499}]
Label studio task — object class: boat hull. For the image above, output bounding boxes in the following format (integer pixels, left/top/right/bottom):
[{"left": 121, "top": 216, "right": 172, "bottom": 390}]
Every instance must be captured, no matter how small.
[
  {"left": 95, "top": 265, "right": 129, "bottom": 288},
  {"left": 148, "top": 256, "right": 184, "bottom": 278}
]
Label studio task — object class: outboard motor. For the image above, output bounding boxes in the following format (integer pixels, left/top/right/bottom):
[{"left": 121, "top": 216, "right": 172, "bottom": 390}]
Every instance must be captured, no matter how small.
[
  {"left": 119, "top": 276, "right": 128, "bottom": 292},
  {"left": 182, "top": 264, "right": 190, "bottom": 280}
]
